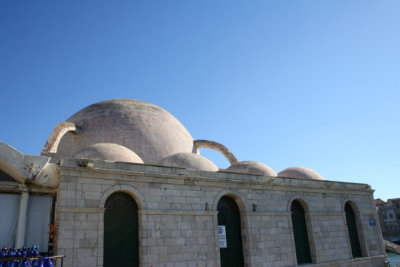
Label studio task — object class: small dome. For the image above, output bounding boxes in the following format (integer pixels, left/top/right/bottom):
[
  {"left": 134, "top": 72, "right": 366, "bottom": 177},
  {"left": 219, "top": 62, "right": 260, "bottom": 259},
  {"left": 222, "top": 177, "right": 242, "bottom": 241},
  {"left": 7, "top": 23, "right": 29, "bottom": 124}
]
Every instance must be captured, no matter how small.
[
  {"left": 227, "top": 161, "right": 276, "bottom": 176},
  {"left": 159, "top": 153, "right": 218, "bottom": 172},
  {"left": 278, "top": 167, "right": 324, "bottom": 180},
  {"left": 73, "top": 143, "right": 144, "bottom": 164},
  {"left": 54, "top": 99, "right": 193, "bottom": 164}
]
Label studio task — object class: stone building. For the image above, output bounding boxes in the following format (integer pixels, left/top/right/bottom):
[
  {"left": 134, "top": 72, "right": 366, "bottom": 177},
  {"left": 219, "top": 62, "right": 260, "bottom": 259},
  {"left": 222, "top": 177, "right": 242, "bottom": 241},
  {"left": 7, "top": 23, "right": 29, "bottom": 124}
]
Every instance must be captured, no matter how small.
[
  {"left": 0, "top": 99, "right": 387, "bottom": 266},
  {"left": 375, "top": 198, "right": 400, "bottom": 243}
]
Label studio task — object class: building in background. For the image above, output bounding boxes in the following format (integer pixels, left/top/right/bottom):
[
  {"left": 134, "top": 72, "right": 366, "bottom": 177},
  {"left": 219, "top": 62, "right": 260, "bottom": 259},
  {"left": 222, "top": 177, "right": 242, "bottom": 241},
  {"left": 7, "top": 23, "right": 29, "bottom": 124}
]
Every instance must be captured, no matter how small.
[
  {"left": 0, "top": 99, "right": 387, "bottom": 267},
  {"left": 376, "top": 198, "right": 400, "bottom": 243}
]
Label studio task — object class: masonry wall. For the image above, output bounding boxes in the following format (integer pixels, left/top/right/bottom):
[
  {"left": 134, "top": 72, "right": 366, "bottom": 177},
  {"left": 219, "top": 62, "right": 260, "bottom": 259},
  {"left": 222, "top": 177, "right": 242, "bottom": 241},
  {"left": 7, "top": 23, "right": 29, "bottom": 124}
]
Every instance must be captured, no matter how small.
[{"left": 55, "top": 159, "right": 386, "bottom": 267}]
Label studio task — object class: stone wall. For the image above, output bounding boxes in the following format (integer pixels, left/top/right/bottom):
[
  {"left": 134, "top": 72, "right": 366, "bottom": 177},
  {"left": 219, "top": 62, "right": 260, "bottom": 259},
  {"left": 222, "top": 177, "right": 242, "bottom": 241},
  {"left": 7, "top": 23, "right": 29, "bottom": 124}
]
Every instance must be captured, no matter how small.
[{"left": 55, "top": 159, "right": 386, "bottom": 267}]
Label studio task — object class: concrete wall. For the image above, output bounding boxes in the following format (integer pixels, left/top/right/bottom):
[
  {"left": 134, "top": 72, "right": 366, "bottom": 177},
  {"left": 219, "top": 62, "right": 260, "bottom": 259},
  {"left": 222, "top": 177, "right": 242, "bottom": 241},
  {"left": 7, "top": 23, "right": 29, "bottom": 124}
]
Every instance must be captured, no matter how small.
[{"left": 55, "top": 159, "right": 386, "bottom": 267}]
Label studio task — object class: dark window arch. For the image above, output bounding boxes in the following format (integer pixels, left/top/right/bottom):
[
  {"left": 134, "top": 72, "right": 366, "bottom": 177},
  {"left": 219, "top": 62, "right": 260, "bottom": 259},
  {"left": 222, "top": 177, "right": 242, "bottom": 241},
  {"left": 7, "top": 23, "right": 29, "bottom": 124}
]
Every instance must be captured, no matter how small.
[
  {"left": 104, "top": 192, "right": 139, "bottom": 267},
  {"left": 345, "top": 202, "right": 362, "bottom": 257},
  {"left": 217, "top": 196, "right": 244, "bottom": 267},
  {"left": 291, "top": 200, "right": 312, "bottom": 264}
]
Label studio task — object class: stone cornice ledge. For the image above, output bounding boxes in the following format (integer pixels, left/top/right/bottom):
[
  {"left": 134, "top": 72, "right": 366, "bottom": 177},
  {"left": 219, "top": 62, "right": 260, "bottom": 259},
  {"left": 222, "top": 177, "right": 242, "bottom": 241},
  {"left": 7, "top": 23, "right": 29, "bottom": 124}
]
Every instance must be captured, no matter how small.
[{"left": 59, "top": 158, "right": 373, "bottom": 194}]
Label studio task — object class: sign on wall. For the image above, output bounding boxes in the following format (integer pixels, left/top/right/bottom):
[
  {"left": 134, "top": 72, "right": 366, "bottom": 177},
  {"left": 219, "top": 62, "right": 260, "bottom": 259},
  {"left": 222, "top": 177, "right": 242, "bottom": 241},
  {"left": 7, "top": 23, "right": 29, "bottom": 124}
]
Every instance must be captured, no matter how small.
[{"left": 217, "top": 225, "right": 227, "bottom": 248}]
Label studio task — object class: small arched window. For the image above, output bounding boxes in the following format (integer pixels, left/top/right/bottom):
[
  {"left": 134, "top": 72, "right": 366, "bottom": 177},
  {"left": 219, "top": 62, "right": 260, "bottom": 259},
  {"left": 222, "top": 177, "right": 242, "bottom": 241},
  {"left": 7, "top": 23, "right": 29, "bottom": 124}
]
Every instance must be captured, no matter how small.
[
  {"left": 291, "top": 200, "right": 312, "bottom": 264},
  {"left": 345, "top": 202, "right": 362, "bottom": 257}
]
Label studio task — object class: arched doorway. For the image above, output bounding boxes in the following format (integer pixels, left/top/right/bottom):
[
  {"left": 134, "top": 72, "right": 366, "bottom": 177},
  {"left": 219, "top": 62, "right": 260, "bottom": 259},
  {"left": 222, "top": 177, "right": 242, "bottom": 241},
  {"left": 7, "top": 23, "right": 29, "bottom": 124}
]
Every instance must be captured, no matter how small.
[
  {"left": 217, "top": 196, "right": 244, "bottom": 267},
  {"left": 291, "top": 200, "right": 312, "bottom": 264},
  {"left": 104, "top": 192, "right": 139, "bottom": 267},
  {"left": 345, "top": 202, "right": 362, "bottom": 257}
]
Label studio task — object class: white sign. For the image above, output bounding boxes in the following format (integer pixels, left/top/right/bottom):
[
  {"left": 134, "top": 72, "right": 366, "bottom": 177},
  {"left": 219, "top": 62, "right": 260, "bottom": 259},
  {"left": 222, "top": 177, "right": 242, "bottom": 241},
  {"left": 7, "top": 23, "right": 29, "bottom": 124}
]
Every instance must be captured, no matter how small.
[{"left": 217, "top": 225, "right": 227, "bottom": 248}]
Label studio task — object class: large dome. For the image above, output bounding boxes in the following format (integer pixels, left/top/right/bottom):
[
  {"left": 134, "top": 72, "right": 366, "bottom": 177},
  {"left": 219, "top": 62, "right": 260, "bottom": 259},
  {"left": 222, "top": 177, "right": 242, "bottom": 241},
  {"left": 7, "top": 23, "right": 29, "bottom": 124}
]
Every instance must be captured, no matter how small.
[{"left": 55, "top": 99, "right": 193, "bottom": 164}]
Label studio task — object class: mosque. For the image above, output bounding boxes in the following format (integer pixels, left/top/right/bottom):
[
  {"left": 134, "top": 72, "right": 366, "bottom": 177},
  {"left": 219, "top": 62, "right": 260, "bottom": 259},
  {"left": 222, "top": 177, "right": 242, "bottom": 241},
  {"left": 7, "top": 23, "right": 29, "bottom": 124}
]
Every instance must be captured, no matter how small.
[{"left": 0, "top": 99, "right": 386, "bottom": 266}]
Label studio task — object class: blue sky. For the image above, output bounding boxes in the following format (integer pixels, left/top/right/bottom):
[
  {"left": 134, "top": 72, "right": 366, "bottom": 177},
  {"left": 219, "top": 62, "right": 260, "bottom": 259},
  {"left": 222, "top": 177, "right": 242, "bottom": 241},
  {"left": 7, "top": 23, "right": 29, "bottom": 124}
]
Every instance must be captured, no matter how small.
[{"left": 1, "top": 1, "right": 399, "bottom": 200}]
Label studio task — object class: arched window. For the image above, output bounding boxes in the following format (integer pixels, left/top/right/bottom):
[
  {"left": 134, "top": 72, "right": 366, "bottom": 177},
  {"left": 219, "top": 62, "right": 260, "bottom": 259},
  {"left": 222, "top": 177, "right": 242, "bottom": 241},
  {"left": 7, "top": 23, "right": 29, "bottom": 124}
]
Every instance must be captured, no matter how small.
[
  {"left": 104, "top": 192, "right": 139, "bottom": 267},
  {"left": 217, "top": 196, "right": 244, "bottom": 267},
  {"left": 291, "top": 200, "right": 312, "bottom": 264},
  {"left": 345, "top": 202, "right": 362, "bottom": 257}
]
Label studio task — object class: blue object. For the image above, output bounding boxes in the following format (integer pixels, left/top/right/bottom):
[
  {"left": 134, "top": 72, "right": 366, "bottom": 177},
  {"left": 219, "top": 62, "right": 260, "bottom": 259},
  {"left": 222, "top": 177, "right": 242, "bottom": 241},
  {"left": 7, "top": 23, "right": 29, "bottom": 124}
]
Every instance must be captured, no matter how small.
[
  {"left": 30, "top": 246, "right": 39, "bottom": 257},
  {"left": 0, "top": 248, "right": 7, "bottom": 258},
  {"left": 5, "top": 261, "right": 18, "bottom": 267},
  {"left": 21, "top": 248, "right": 27, "bottom": 258},
  {"left": 41, "top": 258, "right": 52, "bottom": 267},
  {"left": 8, "top": 249, "right": 16, "bottom": 258},
  {"left": 17, "top": 259, "right": 31, "bottom": 267},
  {"left": 30, "top": 260, "right": 42, "bottom": 267}
]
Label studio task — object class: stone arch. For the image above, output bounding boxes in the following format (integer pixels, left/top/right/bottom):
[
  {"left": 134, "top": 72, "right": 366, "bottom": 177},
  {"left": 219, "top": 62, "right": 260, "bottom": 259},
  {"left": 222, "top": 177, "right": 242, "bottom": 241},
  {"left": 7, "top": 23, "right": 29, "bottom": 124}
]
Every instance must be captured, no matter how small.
[
  {"left": 103, "top": 191, "right": 139, "bottom": 267},
  {"left": 215, "top": 192, "right": 247, "bottom": 267},
  {"left": 212, "top": 190, "right": 252, "bottom": 266},
  {"left": 288, "top": 197, "right": 315, "bottom": 265},
  {"left": 99, "top": 185, "right": 145, "bottom": 210},
  {"left": 287, "top": 196, "right": 311, "bottom": 213},
  {"left": 97, "top": 185, "right": 146, "bottom": 264},
  {"left": 193, "top": 140, "right": 238, "bottom": 165},
  {"left": 97, "top": 185, "right": 144, "bottom": 267},
  {"left": 41, "top": 122, "right": 79, "bottom": 154},
  {"left": 343, "top": 200, "right": 365, "bottom": 257},
  {"left": 342, "top": 199, "right": 360, "bottom": 215},
  {"left": 212, "top": 190, "right": 247, "bottom": 215}
]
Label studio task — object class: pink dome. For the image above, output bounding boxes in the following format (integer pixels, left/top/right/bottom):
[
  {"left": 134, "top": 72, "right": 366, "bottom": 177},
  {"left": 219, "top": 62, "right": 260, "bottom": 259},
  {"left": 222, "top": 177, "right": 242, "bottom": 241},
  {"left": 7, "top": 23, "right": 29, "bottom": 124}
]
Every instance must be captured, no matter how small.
[
  {"left": 159, "top": 153, "right": 218, "bottom": 172},
  {"left": 73, "top": 143, "right": 143, "bottom": 164},
  {"left": 278, "top": 167, "right": 324, "bottom": 180},
  {"left": 227, "top": 161, "right": 276, "bottom": 176}
]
